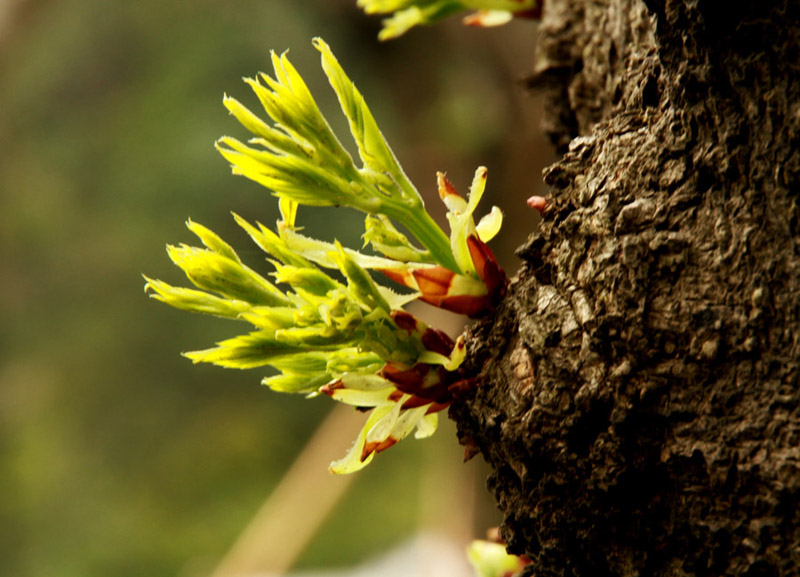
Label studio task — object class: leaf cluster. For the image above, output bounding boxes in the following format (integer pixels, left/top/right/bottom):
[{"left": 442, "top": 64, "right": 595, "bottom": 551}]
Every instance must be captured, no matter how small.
[{"left": 146, "top": 39, "right": 506, "bottom": 473}]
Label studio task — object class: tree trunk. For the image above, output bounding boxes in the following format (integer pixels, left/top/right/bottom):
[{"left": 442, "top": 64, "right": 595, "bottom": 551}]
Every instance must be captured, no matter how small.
[{"left": 450, "top": 1, "right": 800, "bottom": 575}]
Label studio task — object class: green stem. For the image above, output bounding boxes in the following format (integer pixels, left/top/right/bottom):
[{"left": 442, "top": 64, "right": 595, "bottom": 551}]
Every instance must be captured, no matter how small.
[
  {"left": 354, "top": 166, "right": 459, "bottom": 273},
  {"left": 384, "top": 201, "right": 460, "bottom": 274}
]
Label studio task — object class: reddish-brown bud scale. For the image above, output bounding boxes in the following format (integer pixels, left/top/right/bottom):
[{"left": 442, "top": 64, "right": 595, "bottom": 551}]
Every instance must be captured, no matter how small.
[
  {"left": 466, "top": 235, "right": 508, "bottom": 308},
  {"left": 412, "top": 266, "right": 456, "bottom": 299},
  {"left": 390, "top": 309, "right": 421, "bottom": 334},
  {"left": 438, "top": 294, "right": 493, "bottom": 318},
  {"left": 458, "top": 434, "right": 481, "bottom": 462},
  {"left": 381, "top": 362, "right": 424, "bottom": 392},
  {"left": 447, "top": 377, "right": 478, "bottom": 400},
  {"left": 464, "top": 442, "right": 481, "bottom": 462},
  {"left": 380, "top": 238, "right": 507, "bottom": 318},
  {"left": 409, "top": 267, "right": 495, "bottom": 317},
  {"left": 378, "top": 268, "right": 415, "bottom": 288},
  {"left": 421, "top": 327, "right": 455, "bottom": 357},
  {"left": 361, "top": 437, "right": 397, "bottom": 461},
  {"left": 401, "top": 395, "right": 438, "bottom": 410},
  {"left": 381, "top": 362, "right": 451, "bottom": 402},
  {"left": 425, "top": 401, "right": 450, "bottom": 415},
  {"left": 320, "top": 380, "right": 344, "bottom": 396},
  {"left": 516, "top": 7, "right": 543, "bottom": 19},
  {"left": 437, "top": 172, "right": 459, "bottom": 202},
  {"left": 389, "top": 310, "right": 455, "bottom": 356}
]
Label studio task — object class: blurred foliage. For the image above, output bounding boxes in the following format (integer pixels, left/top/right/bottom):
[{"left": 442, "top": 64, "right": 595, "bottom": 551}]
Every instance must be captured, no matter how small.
[{"left": 0, "top": 1, "right": 551, "bottom": 576}]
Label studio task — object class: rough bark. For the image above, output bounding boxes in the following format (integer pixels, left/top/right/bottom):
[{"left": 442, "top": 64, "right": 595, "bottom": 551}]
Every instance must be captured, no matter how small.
[{"left": 451, "top": 1, "right": 800, "bottom": 575}]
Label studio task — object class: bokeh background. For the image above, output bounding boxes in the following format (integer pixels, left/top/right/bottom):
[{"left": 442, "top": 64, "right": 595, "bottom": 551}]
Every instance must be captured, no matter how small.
[{"left": 0, "top": 1, "right": 553, "bottom": 576}]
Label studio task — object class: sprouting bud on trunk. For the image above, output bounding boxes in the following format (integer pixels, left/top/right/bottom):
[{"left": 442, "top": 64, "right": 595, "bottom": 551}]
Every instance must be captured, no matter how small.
[{"left": 145, "top": 38, "right": 508, "bottom": 474}]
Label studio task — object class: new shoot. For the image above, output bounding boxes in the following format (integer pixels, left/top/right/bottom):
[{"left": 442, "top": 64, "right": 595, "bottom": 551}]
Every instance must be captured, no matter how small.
[{"left": 145, "top": 38, "right": 507, "bottom": 473}]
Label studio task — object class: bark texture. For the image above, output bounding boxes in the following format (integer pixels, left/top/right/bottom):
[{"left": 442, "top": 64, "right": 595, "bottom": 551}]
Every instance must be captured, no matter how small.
[{"left": 451, "top": 1, "right": 800, "bottom": 575}]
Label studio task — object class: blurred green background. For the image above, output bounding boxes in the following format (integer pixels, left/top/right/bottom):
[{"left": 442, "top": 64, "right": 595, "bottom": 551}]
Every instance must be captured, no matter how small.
[{"left": 0, "top": 1, "right": 552, "bottom": 576}]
